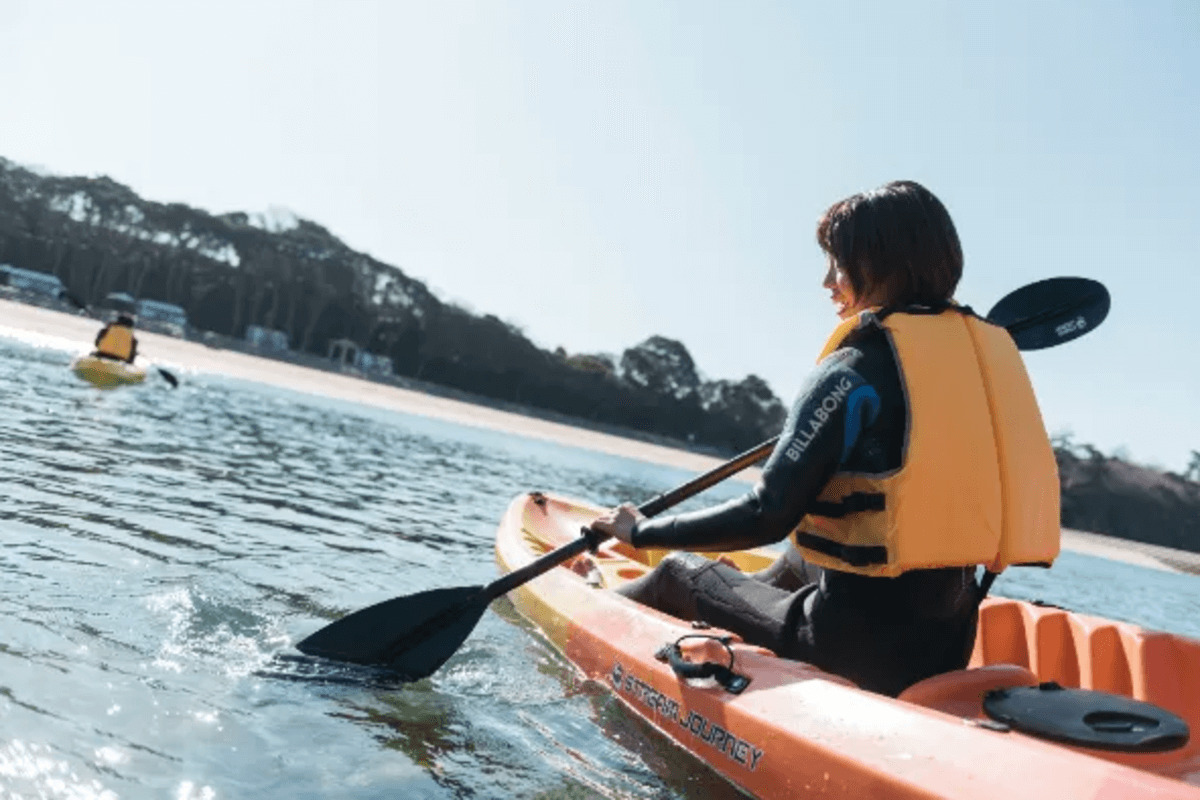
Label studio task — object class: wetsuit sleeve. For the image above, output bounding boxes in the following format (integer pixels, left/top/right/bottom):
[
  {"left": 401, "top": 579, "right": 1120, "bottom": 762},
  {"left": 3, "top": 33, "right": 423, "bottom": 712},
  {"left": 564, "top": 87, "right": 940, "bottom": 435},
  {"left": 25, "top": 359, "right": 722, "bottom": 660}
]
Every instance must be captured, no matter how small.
[
  {"left": 95, "top": 326, "right": 108, "bottom": 347},
  {"left": 129, "top": 336, "right": 138, "bottom": 363},
  {"left": 631, "top": 347, "right": 883, "bottom": 551}
]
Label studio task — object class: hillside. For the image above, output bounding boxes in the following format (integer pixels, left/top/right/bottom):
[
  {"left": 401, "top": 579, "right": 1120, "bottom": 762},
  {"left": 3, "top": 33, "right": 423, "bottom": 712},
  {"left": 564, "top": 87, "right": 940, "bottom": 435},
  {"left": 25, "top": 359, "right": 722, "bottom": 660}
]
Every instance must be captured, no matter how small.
[
  {"left": 0, "top": 157, "right": 784, "bottom": 453},
  {"left": 1057, "top": 444, "right": 1200, "bottom": 553}
]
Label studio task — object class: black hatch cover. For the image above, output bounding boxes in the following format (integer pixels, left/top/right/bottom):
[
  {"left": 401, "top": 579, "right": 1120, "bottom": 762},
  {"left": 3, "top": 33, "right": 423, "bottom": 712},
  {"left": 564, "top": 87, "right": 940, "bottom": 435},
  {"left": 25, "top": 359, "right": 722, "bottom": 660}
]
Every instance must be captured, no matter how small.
[{"left": 983, "top": 682, "right": 1189, "bottom": 753}]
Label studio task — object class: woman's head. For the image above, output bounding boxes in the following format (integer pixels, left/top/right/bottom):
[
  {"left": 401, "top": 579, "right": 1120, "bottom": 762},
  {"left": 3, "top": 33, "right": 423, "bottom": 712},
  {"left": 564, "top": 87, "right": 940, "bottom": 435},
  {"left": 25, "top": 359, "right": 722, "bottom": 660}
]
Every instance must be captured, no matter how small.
[{"left": 817, "top": 180, "right": 962, "bottom": 317}]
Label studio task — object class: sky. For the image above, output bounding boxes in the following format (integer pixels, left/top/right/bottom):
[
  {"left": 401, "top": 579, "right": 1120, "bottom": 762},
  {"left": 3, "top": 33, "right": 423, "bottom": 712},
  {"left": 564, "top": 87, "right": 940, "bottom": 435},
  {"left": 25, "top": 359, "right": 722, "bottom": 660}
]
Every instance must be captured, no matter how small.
[{"left": 1, "top": 0, "right": 1198, "bottom": 471}]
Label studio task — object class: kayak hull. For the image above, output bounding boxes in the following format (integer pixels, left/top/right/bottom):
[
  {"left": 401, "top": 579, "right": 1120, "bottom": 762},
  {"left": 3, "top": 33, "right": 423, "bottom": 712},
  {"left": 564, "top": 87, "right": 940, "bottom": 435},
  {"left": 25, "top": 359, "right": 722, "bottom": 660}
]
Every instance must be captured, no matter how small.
[
  {"left": 495, "top": 491, "right": 1200, "bottom": 799},
  {"left": 70, "top": 354, "right": 147, "bottom": 388}
]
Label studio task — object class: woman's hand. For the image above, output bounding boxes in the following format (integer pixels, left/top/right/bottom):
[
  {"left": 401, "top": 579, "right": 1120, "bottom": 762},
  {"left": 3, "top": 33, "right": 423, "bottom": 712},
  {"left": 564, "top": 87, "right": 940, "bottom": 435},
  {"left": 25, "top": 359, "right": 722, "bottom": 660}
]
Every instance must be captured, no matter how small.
[{"left": 590, "top": 502, "right": 645, "bottom": 545}]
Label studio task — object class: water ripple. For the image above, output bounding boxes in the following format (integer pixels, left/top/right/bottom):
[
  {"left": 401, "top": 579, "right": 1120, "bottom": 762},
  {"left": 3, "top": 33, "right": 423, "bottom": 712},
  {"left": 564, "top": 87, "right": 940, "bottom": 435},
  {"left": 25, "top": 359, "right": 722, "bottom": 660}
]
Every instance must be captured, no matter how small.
[{"left": 3, "top": 330, "right": 1198, "bottom": 799}]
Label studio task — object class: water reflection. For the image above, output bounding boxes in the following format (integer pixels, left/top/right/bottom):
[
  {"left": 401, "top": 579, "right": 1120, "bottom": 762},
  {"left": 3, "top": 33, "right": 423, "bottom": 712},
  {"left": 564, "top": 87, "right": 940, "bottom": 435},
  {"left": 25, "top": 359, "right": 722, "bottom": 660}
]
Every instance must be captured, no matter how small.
[{"left": 0, "top": 739, "right": 119, "bottom": 800}]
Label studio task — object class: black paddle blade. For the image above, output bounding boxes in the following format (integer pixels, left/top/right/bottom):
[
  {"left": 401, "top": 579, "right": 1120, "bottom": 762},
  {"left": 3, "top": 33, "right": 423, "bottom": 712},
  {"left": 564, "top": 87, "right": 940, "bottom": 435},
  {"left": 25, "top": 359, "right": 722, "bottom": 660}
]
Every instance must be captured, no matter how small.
[
  {"left": 987, "top": 276, "right": 1110, "bottom": 351},
  {"left": 295, "top": 585, "right": 490, "bottom": 680},
  {"left": 156, "top": 367, "right": 180, "bottom": 388}
]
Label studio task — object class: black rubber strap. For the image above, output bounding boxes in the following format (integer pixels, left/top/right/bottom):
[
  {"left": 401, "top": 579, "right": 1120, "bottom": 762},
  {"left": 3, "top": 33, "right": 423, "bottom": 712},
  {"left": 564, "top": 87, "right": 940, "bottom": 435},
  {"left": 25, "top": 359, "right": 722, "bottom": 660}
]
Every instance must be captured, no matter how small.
[
  {"left": 978, "top": 569, "right": 1000, "bottom": 602},
  {"left": 655, "top": 635, "right": 750, "bottom": 694},
  {"left": 807, "top": 491, "right": 885, "bottom": 518},
  {"left": 793, "top": 531, "right": 888, "bottom": 567}
]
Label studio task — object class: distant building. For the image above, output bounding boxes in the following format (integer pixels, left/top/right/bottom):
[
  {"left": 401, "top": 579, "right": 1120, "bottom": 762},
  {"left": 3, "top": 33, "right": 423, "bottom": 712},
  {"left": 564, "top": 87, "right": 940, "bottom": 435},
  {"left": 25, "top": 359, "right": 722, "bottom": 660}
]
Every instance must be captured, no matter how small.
[
  {"left": 246, "top": 325, "right": 290, "bottom": 352},
  {"left": 357, "top": 351, "right": 394, "bottom": 376},
  {"left": 328, "top": 337, "right": 359, "bottom": 367},
  {"left": 135, "top": 299, "right": 188, "bottom": 337},
  {"left": 326, "top": 335, "right": 352, "bottom": 364},
  {"left": 0, "top": 264, "right": 65, "bottom": 298},
  {"left": 327, "top": 338, "right": 392, "bottom": 376},
  {"left": 101, "top": 292, "right": 138, "bottom": 315}
]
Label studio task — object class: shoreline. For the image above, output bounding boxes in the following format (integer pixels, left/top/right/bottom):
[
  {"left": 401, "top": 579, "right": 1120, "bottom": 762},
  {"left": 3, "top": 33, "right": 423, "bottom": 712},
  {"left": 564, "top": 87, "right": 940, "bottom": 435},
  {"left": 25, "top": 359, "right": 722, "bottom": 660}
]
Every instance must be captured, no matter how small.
[
  {"left": 1061, "top": 528, "right": 1200, "bottom": 576},
  {"left": 2, "top": 297, "right": 748, "bottom": 478},
  {"left": 3, "top": 297, "right": 1198, "bottom": 576}
]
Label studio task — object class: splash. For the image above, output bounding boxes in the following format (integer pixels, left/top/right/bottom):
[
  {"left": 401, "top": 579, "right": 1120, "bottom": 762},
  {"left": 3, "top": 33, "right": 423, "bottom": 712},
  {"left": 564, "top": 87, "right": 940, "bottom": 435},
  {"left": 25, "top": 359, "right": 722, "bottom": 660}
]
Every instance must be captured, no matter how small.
[{"left": 0, "top": 325, "right": 82, "bottom": 355}]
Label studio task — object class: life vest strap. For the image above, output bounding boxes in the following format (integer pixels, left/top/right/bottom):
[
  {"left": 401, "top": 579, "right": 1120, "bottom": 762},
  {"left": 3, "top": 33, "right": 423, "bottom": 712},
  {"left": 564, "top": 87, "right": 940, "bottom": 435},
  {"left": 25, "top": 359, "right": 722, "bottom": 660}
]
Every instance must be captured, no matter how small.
[
  {"left": 978, "top": 569, "right": 1000, "bottom": 602},
  {"left": 793, "top": 531, "right": 888, "bottom": 568},
  {"left": 808, "top": 492, "right": 886, "bottom": 518}
]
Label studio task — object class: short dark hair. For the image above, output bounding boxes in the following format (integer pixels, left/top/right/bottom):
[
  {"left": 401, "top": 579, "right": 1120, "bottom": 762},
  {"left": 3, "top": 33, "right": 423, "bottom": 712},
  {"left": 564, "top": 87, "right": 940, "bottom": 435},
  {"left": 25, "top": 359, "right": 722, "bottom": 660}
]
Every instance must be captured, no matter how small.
[{"left": 816, "top": 180, "right": 963, "bottom": 308}]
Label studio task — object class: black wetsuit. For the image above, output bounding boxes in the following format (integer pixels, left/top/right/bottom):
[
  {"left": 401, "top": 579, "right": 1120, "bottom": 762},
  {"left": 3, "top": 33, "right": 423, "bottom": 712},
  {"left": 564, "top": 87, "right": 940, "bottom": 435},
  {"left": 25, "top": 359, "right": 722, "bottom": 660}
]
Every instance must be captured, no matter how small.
[{"left": 621, "top": 322, "right": 980, "bottom": 697}]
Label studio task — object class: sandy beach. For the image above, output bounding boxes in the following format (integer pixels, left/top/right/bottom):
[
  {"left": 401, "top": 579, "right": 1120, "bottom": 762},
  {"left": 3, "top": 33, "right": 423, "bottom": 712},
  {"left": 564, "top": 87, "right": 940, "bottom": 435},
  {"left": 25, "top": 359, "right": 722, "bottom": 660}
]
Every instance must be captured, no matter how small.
[
  {"left": 1060, "top": 528, "right": 1200, "bottom": 575},
  {"left": 2, "top": 297, "right": 741, "bottom": 476},
  {"left": 4, "top": 297, "right": 1198, "bottom": 576}
]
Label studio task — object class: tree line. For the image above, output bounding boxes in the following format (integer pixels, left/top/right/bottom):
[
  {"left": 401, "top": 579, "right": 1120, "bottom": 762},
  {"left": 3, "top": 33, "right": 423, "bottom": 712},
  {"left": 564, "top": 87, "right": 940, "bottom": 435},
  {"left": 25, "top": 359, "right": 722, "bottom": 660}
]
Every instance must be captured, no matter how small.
[{"left": 0, "top": 159, "right": 784, "bottom": 454}]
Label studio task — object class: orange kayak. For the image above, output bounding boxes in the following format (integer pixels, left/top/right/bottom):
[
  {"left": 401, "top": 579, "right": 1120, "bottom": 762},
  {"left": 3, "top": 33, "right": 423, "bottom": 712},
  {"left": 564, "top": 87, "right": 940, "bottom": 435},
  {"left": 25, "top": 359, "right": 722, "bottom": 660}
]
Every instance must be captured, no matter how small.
[{"left": 495, "top": 492, "right": 1200, "bottom": 799}]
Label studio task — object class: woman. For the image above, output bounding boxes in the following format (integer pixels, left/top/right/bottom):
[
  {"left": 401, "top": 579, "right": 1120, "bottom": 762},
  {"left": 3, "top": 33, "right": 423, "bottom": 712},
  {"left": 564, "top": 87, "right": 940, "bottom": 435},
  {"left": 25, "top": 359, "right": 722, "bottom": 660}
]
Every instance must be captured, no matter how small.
[{"left": 592, "top": 180, "right": 1060, "bottom": 697}]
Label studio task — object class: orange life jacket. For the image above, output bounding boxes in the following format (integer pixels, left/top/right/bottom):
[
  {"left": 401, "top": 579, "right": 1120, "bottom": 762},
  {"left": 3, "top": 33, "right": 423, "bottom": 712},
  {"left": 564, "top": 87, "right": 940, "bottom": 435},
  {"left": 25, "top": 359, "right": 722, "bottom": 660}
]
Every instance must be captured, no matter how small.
[
  {"left": 95, "top": 324, "right": 135, "bottom": 362},
  {"left": 791, "top": 308, "right": 1061, "bottom": 577}
]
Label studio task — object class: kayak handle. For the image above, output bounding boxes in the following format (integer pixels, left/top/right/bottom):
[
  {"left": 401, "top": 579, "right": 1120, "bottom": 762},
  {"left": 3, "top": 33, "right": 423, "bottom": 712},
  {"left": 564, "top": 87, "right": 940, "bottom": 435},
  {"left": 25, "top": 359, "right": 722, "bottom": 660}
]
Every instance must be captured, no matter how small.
[{"left": 655, "top": 634, "right": 750, "bottom": 694}]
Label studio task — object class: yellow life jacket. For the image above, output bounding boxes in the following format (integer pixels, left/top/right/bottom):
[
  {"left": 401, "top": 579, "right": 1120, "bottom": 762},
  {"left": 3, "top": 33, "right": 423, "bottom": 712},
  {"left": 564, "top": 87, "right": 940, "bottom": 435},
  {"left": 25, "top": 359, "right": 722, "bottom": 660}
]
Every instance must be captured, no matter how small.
[
  {"left": 791, "top": 308, "right": 1060, "bottom": 577},
  {"left": 96, "top": 325, "right": 135, "bottom": 362}
]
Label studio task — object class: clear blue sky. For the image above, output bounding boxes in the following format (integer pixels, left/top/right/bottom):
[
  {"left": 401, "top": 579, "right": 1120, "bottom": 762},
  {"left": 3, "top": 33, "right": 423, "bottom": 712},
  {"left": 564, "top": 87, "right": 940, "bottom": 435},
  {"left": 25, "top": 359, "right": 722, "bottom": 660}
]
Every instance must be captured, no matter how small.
[{"left": 2, "top": 1, "right": 1197, "bottom": 470}]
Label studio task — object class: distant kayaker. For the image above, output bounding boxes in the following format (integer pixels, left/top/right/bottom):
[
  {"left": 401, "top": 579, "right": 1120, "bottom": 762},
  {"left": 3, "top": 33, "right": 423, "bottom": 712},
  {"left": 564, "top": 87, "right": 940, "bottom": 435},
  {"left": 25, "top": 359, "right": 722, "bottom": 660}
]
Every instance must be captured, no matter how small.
[
  {"left": 92, "top": 313, "right": 139, "bottom": 364},
  {"left": 592, "top": 180, "right": 1060, "bottom": 697}
]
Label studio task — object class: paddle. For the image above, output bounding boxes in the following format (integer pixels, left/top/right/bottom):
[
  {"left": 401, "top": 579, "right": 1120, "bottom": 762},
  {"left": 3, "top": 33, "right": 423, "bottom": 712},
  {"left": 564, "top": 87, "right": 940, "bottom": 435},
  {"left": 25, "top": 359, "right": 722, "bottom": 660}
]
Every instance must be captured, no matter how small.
[
  {"left": 154, "top": 367, "right": 180, "bottom": 388},
  {"left": 59, "top": 290, "right": 180, "bottom": 388},
  {"left": 986, "top": 276, "right": 1110, "bottom": 350},
  {"left": 295, "top": 276, "right": 1110, "bottom": 678}
]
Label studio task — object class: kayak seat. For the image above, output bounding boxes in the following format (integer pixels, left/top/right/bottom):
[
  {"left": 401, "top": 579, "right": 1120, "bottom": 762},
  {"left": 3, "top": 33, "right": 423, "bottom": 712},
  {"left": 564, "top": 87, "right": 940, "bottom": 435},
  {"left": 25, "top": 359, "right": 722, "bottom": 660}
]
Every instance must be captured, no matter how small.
[{"left": 898, "top": 663, "right": 1039, "bottom": 717}]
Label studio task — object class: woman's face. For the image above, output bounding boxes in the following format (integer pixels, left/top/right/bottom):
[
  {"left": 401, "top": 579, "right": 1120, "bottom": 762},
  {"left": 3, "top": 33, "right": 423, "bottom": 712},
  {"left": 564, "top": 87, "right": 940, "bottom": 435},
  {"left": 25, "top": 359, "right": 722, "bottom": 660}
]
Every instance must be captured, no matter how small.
[{"left": 822, "top": 259, "right": 868, "bottom": 319}]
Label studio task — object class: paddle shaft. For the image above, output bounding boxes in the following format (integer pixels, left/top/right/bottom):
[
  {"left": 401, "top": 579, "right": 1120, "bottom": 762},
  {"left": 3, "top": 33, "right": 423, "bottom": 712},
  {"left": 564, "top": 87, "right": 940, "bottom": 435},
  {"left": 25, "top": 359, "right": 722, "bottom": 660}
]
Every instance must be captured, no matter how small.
[
  {"left": 486, "top": 437, "right": 778, "bottom": 601},
  {"left": 640, "top": 438, "right": 777, "bottom": 517}
]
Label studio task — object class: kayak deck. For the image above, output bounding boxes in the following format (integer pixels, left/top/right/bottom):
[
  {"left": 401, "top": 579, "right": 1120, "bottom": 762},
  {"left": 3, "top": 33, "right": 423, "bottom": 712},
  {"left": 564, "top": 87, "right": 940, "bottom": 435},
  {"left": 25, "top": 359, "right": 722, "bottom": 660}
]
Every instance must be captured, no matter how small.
[
  {"left": 496, "top": 491, "right": 1200, "bottom": 799},
  {"left": 70, "top": 354, "right": 147, "bottom": 388}
]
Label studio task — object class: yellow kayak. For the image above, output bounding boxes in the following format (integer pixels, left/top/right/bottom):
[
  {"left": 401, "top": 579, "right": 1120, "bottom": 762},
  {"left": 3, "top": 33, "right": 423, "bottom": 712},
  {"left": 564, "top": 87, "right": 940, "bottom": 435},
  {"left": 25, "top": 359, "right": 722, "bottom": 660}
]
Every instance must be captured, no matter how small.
[{"left": 70, "top": 354, "right": 147, "bottom": 388}]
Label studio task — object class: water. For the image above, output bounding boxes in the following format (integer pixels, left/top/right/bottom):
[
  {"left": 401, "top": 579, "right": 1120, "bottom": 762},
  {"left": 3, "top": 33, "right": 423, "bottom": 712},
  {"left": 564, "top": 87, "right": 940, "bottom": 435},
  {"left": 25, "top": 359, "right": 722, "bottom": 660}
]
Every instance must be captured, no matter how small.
[{"left": 1, "top": 331, "right": 1199, "bottom": 800}]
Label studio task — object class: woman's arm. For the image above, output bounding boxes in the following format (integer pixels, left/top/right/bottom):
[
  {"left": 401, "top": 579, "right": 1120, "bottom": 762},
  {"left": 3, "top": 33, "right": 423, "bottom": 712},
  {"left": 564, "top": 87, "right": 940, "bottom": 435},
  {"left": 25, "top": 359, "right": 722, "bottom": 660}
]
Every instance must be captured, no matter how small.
[{"left": 614, "top": 347, "right": 883, "bottom": 552}]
